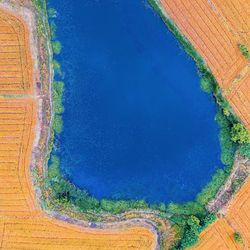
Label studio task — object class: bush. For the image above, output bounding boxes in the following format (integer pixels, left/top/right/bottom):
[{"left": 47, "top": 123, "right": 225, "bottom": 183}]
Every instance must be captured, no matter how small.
[
  {"left": 52, "top": 59, "right": 62, "bottom": 75},
  {"left": 201, "top": 213, "right": 216, "bottom": 229},
  {"left": 167, "top": 202, "right": 205, "bottom": 218},
  {"left": 52, "top": 81, "right": 64, "bottom": 114},
  {"left": 52, "top": 41, "right": 62, "bottom": 55},
  {"left": 231, "top": 123, "right": 250, "bottom": 144},
  {"left": 234, "top": 232, "right": 243, "bottom": 244},
  {"left": 238, "top": 44, "right": 250, "bottom": 59},
  {"left": 179, "top": 215, "right": 201, "bottom": 249},
  {"left": 52, "top": 114, "right": 63, "bottom": 134},
  {"left": 239, "top": 143, "right": 250, "bottom": 158},
  {"left": 215, "top": 110, "right": 235, "bottom": 166},
  {"left": 200, "top": 77, "right": 214, "bottom": 93}
]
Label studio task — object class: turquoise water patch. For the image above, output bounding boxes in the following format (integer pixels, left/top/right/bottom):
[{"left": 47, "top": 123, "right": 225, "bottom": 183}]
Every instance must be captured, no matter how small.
[{"left": 50, "top": 0, "right": 222, "bottom": 203}]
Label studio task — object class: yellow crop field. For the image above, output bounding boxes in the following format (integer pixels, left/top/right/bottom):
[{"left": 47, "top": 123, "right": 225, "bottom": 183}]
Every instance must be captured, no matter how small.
[
  {"left": 226, "top": 179, "right": 250, "bottom": 249},
  {"left": 0, "top": 9, "right": 33, "bottom": 94},
  {"left": 193, "top": 179, "right": 250, "bottom": 249},
  {"left": 0, "top": 7, "right": 157, "bottom": 250},
  {"left": 161, "top": 0, "right": 250, "bottom": 130},
  {"left": 159, "top": 1, "right": 250, "bottom": 249},
  {"left": 192, "top": 219, "right": 243, "bottom": 250},
  {"left": 0, "top": 99, "right": 39, "bottom": 217}
]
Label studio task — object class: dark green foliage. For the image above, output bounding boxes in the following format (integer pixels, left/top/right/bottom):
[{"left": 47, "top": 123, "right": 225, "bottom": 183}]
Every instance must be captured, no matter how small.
[
  {"left": 239, "top": 143, "right": 250, "bottom": 158},
  {"left": 52, "top": 41, "right": 62, "bottom": 55},
  {"left": 52, "top": 81, "right": 64, "bottom": 114},
  {"left": 234, "top": 232, "right": 243, "bottom": 244},
  {"left": 238, "top": 44, "right": 250, "bottom": 59},
  {"left": 215, "top": 110, "right": 235, "bottom": 167},
  {"left": 200, "top": 213, "right": 216, "bottom": 230},
  {"left": 180, "top": 216, "right": 201, "bottom": 249}
]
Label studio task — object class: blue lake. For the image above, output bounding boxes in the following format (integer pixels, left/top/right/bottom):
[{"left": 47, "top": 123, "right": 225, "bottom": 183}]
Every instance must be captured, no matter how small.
[{"left": 49, "top": 0, "right": 222, "bottom": 203}]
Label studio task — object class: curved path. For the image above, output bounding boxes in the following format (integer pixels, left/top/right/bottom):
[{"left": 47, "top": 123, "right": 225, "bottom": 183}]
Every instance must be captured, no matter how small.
[
  {"left": 0, "top": 7, "right": 157, "bottom": 250},
  {"left": 160, "top": 0, "right": 250, "bottom": 249}
]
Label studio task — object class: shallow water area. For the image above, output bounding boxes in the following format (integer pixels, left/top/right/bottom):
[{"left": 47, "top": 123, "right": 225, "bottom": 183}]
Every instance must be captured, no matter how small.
[{"left": 49, "top": 0, "right": 222, "bottom": 203}]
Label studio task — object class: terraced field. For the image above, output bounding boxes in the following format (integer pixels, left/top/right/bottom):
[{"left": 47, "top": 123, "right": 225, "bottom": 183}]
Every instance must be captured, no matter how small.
[
  {"left": 0, "top": 6, "right": 156, "bottom": 250},
  {"left": 160, "top": 0, "right": 250, "bottom": 249},
  {"left": 192, "top": 219, "right": 243, "bottom": 250},
  {"left": 0, "top": 9, "right": 33, "bottom": 94},
  {"left": 161, "top": 0, "right": 250, "bottom": 130},
  {"left": 0, "top": 99, "right": 39, "bottom": 217},
  {"left": 227, "top": 178, "right": 250, "bottom": 249}
]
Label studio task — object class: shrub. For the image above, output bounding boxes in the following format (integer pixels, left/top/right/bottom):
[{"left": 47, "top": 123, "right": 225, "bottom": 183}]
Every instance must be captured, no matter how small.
[
  {"left": 239, "top": 143, "right": 250, "bottom": 158},
  {"left": 200, "top": 77, "right": 214, "bottom": 93},
  {"left": 215, "top": 110, "right": 235, "bottom": 166},
  {"left": 201, "top": 213, "right": 216, "bottom": 229},
  {"left": 179, "top": 215, "right": 201, "bottom": 249},
  {"left": 180, "top": 228, "right": 199, "bottom": 249},
  {"left": 234, "top": 232, "right": 243, "bottom": 244},
  {"left": 231, "top": 123, "right": 250, "bottom": 144},
  {"left": 238, "top": 44, "right": 250, "bottom": 59},
  {"left": 52, "top": 114, "right": 63, "bottom": 134},
  {"left": 52, "top": 81, "right": 64, "bottom": 114},
  {"left": 52, "top": 41, "right": 62, "bottom": 55},
  {"left": 52, "top": 59, "right": 62, "bottom": 76}
]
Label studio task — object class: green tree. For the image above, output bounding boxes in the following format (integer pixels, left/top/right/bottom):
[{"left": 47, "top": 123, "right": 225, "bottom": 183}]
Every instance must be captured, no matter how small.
[
  {"left": 231, "top": 123, "right": 250, "bottom": 144},
  {"left": 234, "top": 232, "right": 243, "bottom": 244}
]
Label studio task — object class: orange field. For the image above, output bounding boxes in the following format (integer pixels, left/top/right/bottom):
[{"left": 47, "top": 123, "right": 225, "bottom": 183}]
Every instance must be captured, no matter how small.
[
  {"left": 192, "top": 179, "right": 250, "bottom": 250},
  {"left": 161, "top": 0, "right": 250, "bottom": 130},
  {"left": 192, "top": 219, "right": 243, "bottom": 250},
  {"left": 0, "top": 7, "right": 157, "bottom": 250},
  {"left": 226, "top": 178, "right": 250, "bottom": 249},
  {"left": 160, "top": 0, "right": 250, "bottom": 249},
  {"left": 0, "top": 9, "right": 33, "bottom": 94}
]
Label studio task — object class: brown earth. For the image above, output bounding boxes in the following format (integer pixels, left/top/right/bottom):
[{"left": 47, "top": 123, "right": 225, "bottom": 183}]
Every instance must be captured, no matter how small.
[{"left": 0, "top": 6, "right": 158, "bottom": 250}]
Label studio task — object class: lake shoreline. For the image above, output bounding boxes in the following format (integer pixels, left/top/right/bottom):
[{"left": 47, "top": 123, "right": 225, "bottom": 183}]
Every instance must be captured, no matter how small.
[{"left": 1, "top": 0, "right": 248, "bottom": 249}]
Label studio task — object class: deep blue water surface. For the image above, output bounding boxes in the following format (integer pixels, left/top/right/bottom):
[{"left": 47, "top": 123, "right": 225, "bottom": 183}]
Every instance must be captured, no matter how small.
[{"left": 49, "top": 0, "right": 222, "bottom": 203}]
